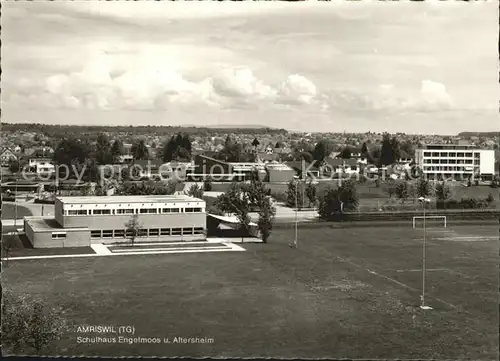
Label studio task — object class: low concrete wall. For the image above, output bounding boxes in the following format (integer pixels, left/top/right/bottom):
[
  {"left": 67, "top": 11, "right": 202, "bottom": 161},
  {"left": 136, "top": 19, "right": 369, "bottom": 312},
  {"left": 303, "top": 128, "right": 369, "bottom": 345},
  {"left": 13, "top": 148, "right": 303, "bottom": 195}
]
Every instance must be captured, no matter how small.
[
  {"left": 100, "top": 234, "right": 206, "bottom": 245},
  {"left": 28, "top": 228, "right": 91, "bottom": 248}
]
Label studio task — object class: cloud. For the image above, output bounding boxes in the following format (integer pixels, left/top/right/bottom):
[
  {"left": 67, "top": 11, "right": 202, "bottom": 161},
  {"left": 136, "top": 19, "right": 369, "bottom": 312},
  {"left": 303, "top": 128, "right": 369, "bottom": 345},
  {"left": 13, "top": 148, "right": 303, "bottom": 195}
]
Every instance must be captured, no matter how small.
[
  {"left": 326, "top": 80, "right": 454, "bottom": 114},
  {"left": 277, "top": 74, "right": 318, "bottom": 105},
  {"left": 9, "top": 51, "right": 325, "bottom": 112},
  {"left": 418, "top": 80, "right": 453, "bottom": 109}
]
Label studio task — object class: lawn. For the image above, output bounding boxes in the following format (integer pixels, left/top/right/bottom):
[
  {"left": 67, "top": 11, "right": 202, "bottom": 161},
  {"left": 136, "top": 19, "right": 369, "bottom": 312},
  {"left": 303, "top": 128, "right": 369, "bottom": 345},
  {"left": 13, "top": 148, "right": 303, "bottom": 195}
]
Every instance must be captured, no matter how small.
[{"left": 3, "top": 224, "right": 498, "bottom": 359}]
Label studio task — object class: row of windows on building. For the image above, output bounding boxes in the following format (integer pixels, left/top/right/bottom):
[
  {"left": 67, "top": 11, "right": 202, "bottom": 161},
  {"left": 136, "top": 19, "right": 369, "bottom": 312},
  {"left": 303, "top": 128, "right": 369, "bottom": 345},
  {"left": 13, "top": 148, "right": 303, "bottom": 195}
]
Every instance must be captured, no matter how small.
[
  {"left": 423, "top": 152, "right": 479, "bottom": 158},
  {"left": 423, "top": 166, "right": 476, "bottom": 172},
  {"left": 423, "top": 159, "right": 479, "bottom": 165},
  {"left": 65, "top": 207, "right": 204, "bottom": 216},
  {"left": 89, "top": 227, "right": 205, "bottom": 239}
]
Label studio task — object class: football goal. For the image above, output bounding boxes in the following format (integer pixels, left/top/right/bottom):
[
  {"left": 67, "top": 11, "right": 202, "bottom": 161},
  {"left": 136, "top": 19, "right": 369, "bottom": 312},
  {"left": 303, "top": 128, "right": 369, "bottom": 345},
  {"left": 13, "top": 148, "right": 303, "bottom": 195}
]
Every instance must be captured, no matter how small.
[{"left": 412, "top": 216, "right": 447, "bottom": 229}]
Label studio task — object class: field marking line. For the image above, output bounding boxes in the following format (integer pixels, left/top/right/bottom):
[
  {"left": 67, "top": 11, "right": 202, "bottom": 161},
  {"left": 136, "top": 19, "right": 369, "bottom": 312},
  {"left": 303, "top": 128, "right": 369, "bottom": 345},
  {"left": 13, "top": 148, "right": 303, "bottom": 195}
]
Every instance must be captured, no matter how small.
[
  {"left": 224, "top": 242, "right": 247, "bottom": 251},
  {"left": 91, "top": 244, "right": 112, "bottom": 255},
  {"left": 396, "top": 268, "right": 448, "bottom": 273},
  {"left": 334, "top": 255, "right": 465, "bottom": 313}
]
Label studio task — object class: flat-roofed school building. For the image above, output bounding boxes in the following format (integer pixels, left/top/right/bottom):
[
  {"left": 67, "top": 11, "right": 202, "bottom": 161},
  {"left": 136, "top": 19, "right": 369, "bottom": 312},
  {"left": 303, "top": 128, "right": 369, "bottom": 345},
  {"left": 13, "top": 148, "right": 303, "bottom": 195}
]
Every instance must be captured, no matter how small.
[{"left": 24, "top": 194, "right": 207, "bottom": 248}]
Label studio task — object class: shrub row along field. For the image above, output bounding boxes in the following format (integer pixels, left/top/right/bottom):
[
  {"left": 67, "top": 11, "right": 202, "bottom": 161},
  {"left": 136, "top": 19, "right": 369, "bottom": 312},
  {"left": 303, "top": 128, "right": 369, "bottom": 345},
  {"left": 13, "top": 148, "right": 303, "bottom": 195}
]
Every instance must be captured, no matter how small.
[{"left": 3, "top": 224, "right": 497, "bottom": 358}]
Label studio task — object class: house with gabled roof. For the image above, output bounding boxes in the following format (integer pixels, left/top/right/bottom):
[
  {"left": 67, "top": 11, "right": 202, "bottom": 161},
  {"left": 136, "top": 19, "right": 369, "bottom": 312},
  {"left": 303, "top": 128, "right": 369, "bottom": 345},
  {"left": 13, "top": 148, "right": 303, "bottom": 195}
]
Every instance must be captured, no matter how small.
[{"left": 0, "top": 148, "right": 19, "bottom": 166}]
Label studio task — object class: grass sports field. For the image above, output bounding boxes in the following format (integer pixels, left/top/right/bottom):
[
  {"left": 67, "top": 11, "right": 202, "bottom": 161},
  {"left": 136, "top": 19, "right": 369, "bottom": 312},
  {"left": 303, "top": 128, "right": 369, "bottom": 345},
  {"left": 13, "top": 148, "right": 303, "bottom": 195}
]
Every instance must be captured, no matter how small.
[{"left": 3, "top": 224, "right": 498, "bottom": 359}]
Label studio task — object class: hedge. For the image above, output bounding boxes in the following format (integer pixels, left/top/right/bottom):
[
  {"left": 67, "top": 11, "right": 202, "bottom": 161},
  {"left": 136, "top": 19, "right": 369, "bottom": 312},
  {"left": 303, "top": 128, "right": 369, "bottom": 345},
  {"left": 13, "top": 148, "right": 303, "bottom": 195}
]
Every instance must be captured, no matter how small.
[{"left": 436, "top": 197, "right": 492, "bottom": 210}]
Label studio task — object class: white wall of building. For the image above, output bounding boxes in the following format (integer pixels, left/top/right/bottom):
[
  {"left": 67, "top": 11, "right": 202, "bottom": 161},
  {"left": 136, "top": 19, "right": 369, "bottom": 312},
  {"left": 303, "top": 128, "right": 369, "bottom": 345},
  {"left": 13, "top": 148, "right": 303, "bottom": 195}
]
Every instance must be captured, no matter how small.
[{"left": 477, "top": 149, "right": 495, "bottom": 175}]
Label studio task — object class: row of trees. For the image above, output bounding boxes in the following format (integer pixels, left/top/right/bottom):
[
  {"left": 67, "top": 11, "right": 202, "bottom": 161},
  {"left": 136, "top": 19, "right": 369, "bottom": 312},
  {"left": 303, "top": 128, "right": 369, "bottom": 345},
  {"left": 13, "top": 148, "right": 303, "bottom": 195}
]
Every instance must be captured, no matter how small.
[{"left": 286, "top": 133, "right": 416, "bottom": 166}]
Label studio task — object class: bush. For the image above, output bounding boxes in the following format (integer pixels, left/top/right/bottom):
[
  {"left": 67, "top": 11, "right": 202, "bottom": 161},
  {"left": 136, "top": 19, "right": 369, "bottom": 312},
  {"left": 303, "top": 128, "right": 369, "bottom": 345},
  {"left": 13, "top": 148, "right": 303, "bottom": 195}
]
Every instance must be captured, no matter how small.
[
  {"left": 436, "top": 197, "right": 491, "bottom": 209},
  {"left": 203, "top": 176, "right": 213, "bottom": 191},
  {"left": 270, "top": 191, "right": 287, "bottom": 203},
  {"left": 486, "top": 193, "right": 495, "bottom": 204},
  {"left": 2, "top": 290, "right": 68, "bottom": 354}
]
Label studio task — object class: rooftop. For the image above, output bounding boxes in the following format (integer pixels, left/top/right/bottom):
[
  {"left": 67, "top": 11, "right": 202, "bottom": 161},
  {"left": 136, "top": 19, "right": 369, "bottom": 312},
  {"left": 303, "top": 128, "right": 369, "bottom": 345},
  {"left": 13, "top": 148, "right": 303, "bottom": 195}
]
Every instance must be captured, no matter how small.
[
  {"left": 265, "top": 163, "right": 294, "bottom": 171},
  {"left": 57, "top": 194, "right": 202, "bottom": 205},
  {"left": 24, "top": 216, "right": 87, "bottom": 232}
]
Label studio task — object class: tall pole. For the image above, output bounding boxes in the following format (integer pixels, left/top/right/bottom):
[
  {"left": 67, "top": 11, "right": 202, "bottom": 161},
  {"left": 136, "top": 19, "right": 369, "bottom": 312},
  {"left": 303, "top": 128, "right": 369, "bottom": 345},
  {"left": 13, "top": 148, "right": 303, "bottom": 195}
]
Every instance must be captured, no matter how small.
[
  {"left": 421, "top": 200, "right": 427, "bottom": 309},
  {"left": 294, "top": 180, "right": 298, "bottom": 248},
  {"left": 14, "top": 178, "right": 18, "bottom": 227}
]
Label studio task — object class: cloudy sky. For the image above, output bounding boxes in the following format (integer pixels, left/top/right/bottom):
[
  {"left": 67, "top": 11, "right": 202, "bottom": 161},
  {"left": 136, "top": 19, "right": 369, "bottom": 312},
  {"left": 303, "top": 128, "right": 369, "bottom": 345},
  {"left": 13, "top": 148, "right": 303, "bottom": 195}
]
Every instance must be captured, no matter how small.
[{"left": 2, "top": 1, "right": 499, "bottom": 134}]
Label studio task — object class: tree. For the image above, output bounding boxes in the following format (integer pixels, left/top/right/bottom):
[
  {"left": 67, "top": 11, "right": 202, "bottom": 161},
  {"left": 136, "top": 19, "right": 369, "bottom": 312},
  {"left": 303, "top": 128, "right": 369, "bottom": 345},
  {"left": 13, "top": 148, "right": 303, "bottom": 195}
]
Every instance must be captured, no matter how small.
[
  {"left": 245, "top": 178, "right": 275, "bottom": 243},
  {"left": 286, "top": 181, "right": 303, "bottom": 209},
  {"left": 251, "top": 137, "right": 260, "bottom": 149},
  {"left": 95, "top": 133, "right": 113, "bottom": 165},
  {"left": 79, "top": 183, "right": 94, "bottom": 196},
  {"left": 340, "top": 147, "right": 352, "bottom": 159},
  {"left": 305, "top": 181, "right": 317, "bottom": 207},
  {"left": 125, "top": 214, "right": 142, "bottom": 246},
  {"left": 186, "top": 183, "right": 204, "bottom": 198},
  {"left": 337, "top": 179, "right": 359, "bottom": 211},
  {"left": 257, "top": 196, "right": 276, "bottom": 243},
  {"left": 318, "top": 187, "right": 343, "bottom": 221},
  {"left": 312, "top": 140, "right": 331, "bottom": 163},
  {"left": 361, "top": 142, "right": 368, "bottom": 157},
  {"left": 386, "top": 180, "right": 397, "bottom": 198},
  {"left": 53, "top": 137, "right": 92, "bottom": 167},
  {"left": 435, "top": 182, "right": 452, "bottom": 202},
  {"left": 400, "top": 140, "right": 415, "bottom": 159},
  {"left": 111, "top": 140, "right": 123, "bottom": 162},
  {"left": 416, "top": 178, "right": 432, "bottom": 198},
  {"left": 2, "top": 290, "right": 68, "bottom": 354},
  {"left": 203, "top": 176, "right": 213, "bottom": 191},
  {"left": 380, "top": 133, "right": 395, "bottom": 166},
  {"left": 8, "top": 159, "right": 20, "bottom": 173},
  {"left": 162, "top": 133, "right": 192, "bottom": 162},
  {"left": 131, "top": 140, "right": 149, "bottom": 160},
  {"left": 390, "top": 136, "right": 401, "bottom": 162},
  {"left": 217, "top": 136, "right": 245, "bottom": 162},
  {"left": 214, "top": 183, "right": 251, "bottom": 238},
  {"left": 395, "top": 181, "right": 410, "bottom": 205},
  {"left": 2, "top": 235, "right": 17, "bottom": 267}
]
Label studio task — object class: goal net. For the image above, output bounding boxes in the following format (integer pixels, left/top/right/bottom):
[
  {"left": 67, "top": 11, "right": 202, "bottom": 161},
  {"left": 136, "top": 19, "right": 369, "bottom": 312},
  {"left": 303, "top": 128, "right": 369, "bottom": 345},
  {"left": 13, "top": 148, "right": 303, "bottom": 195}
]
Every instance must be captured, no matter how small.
[{"left": 412, "top": 216, "right": 447, "bottom": 229}]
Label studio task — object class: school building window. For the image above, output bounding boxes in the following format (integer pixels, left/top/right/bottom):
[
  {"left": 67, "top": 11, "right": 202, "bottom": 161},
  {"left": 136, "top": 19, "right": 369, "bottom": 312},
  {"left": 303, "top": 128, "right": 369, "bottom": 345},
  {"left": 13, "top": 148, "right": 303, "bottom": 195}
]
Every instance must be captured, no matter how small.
[
  {"left": 114, "top": 229, "right": 125, "bottom": 238},
  {"left": 184, "top": 207, "right": 202, "bottom": 213},
  {"left": 162, "top": 208, "right": 180, "bottom": 213},
  {"left": 93, "top": 209, "right": 111, "bottom": 215},
  {"left": 51, "top": 232, "right": 66, "bottom": 239},
  {"left": 91, "top": 230, "right": 101, "bottom": 238},
  {"left": 149, "top": 229, "right": 159, "bottom": 237},
  {"left": 68, "top": 210, "right": 88, "bottom": 216},
  {"left": 194, "top": 227, "right": 205, "bottom": 235},
  {"left": 102, "top": 230, "right": 113, "bottom": 238},
  {"left": 172, "top": 228, "right": 182, "bottom": 236},
  {"left": 160, "top": 228, "right": 171, "bottom": 236},
  {"left": 183, "top": 228, "right": 193, "bottom": 235},
  {"left": 117, "top": 209, "right": 135, "bottom": 214},
  {"left": 140, "top": 208, "right": 157, "bottom": 214}
]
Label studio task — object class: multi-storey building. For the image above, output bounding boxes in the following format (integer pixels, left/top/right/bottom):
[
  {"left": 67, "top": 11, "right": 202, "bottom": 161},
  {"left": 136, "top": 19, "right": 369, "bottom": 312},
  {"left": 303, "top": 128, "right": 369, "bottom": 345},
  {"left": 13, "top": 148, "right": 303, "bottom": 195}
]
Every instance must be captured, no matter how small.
[
  {"left": 24, "top": 194, "right": 206, "bottom": 248},
  {"left": 415, "top": 144, "right": 495, "bottom": 181}
]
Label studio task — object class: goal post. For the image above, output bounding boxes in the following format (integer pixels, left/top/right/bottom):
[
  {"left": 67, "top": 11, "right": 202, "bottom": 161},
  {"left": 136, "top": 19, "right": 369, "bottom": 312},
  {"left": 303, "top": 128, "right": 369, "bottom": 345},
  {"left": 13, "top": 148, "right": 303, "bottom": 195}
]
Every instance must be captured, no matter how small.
[{"left": 412, "top": 216, "right": 447, "bottom": 229}]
